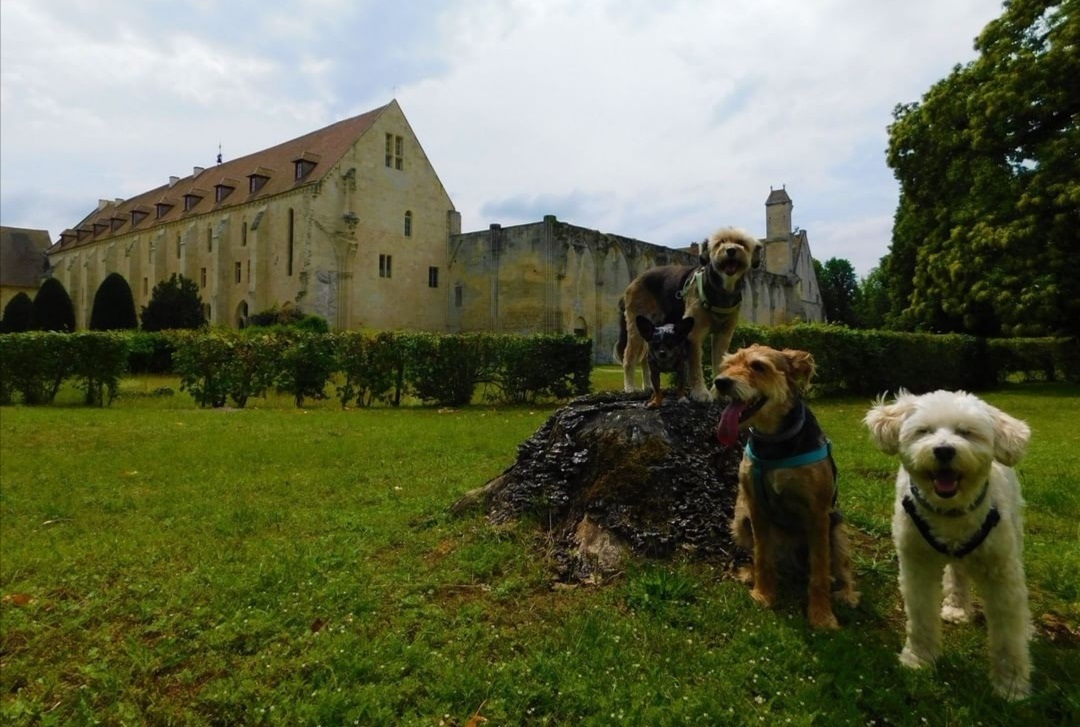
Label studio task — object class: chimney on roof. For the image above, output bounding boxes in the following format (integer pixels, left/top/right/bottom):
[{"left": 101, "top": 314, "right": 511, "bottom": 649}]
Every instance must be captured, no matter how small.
[
  {"left": 98, "top": 199, "right": 110, "bottom": 211},
  {"left": 114, "top": 198, "right": 123, "bottom": 205},
  {"left": 193, "top": 166, "right": 205, "bottom": 177},
  {"left": 169, "top": 176, "right": 180, "bottom": 187}
]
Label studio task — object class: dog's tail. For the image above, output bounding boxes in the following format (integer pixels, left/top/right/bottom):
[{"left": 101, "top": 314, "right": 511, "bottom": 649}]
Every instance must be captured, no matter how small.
[{"left": 613, "top": 298, "right": 627, "bottom": 364}]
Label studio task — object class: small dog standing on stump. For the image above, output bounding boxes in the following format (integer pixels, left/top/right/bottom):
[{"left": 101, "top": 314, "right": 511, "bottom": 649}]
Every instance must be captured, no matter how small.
[
  {"left": 616, "top": 227, "right": 761, "bottom": 402},
  {"left": 714, "top": 344, "right": 858, "bottom": 629},
  {"left": 633, "top": 315, "right": 694, "bottom": 408},
  {"left": 864, "top": 389, "right": 1033, "bottom": 700}
]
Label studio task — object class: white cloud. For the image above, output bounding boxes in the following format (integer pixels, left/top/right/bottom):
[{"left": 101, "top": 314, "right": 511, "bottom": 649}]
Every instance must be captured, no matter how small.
[{"left": 1, "top": 0, "right": 1004, "bottom": 278}]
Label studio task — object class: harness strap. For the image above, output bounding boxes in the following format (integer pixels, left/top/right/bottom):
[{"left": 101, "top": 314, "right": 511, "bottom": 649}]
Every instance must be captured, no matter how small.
[
  {"left": 745, "top": 440, "right": 838, "bottom": 526},
  {"left": 681, "top": 268, "right": 742, "bottom": 314},
  {"left": 902, "top": 495, "right": 1001, "bottom": 558}
]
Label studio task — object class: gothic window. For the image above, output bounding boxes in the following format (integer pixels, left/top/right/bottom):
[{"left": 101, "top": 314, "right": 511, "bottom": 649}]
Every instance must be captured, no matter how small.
[{"left": 404, "top": 210, "right": 412, "bottom": 237}]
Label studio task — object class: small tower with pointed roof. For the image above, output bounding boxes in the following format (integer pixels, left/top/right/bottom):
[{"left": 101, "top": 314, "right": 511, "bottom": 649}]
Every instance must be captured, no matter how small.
[{"left": 763, "top": 186, "right": 793, "bottom": 275}]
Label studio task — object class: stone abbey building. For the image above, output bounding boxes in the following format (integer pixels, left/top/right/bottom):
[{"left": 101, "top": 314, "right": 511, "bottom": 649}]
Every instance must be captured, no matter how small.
[{"left": 44, "top": 101, "right": 822, "bottom": 362}]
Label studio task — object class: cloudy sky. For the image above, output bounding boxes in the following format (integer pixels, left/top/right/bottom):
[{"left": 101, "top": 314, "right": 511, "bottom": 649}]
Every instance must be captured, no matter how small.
[{"left": 1, "top": 0, "right": 1003, "bottom": 277}]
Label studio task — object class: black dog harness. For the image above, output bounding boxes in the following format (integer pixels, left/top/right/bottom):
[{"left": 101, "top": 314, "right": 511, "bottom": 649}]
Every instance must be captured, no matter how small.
[
  {"left": 743, "top": 400, "right": 839, "bottom": 528},
  {"left": 901, "top": 482, "right": 1000, "bottom": 558},
  {"left": 680, "top": 266, "right": 744, "bottom": 314}
]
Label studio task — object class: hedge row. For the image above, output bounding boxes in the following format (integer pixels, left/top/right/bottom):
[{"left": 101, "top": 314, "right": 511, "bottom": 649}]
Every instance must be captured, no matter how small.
[
  {"left": 0, "top": 330, "right": 593, "bottom": 408},
  {"left": 727, "top": 324, "right": 1080, "bottom": 395},
  {"left": 0, "top": 332, "right": 129, "bottom": 406}
]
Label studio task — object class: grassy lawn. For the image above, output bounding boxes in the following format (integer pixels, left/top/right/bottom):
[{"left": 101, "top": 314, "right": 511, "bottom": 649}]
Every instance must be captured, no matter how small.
[{"left": 0, "top": 371, "right": 1077, "bottom": 725}]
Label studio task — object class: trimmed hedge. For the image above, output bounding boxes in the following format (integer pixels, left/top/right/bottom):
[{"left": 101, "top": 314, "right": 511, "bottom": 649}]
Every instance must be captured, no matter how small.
[{"left": 0, "top": 331, "right": 129, "bottom": 406}]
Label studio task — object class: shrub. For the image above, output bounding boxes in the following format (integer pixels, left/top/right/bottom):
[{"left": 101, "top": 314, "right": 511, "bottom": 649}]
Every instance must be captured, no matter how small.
[
  {"left": 245, "top": 304, "right": 329, "bottom": 333},
  {"left": 333, "top": 331, "right": 398, "bottom": 407},
  {"left": 33, "top": 278, "right": 75, "bottom": 332},
  {"left": 274, "top": 332, "right": 335, "bottom": 407},
  {"left": 404, "top": 332, "right": 500, "bottom": 407},
  {"left": 126, "top": 331, "right": 175, "bottom": 374},
  {"left": 226, "top": 332, "right": 285, "bottom": 407},
  {"left": 171, "top": 330, "right": 233, "bottom": 408},
  {"left": 142, "top": 274, "right": 205, "bottom": 332},
  {"left": 89, "top": 273, "right": 138, "bottom": 331},
  {"left": 497, "top": 334, "right": 592, "bottom": 404},
  {"left": 69, "top": 332, "right": 129, "bottom": 406},
  {"left": 0, "top": 332, "right": 73, "bottom": 404},
  {"left": 2, "top": 292, "right": 34, "bottom": 333}
]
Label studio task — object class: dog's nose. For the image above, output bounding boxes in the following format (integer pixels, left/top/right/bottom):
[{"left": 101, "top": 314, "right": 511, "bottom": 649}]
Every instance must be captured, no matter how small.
[
  {"left": 713, "top": 376, "right": 732, "bottom": 392},
  {"left": 725, "top": 247, "right": 738, "bottom": 258},
  {"left": 933, "top": 445, "right": 956, "bottom": 462}
]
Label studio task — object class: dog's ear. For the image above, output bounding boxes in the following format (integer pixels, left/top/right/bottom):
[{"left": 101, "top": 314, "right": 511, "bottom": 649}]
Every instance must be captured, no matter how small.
[
  {"left": 634, "top": 315, "right": 656, "bottom": 340},
  {"left": 750, "top": 240, "right": 763, "bottom": 269},
  {"left": 781, "top": 349, "right": 815, "bottom": 392},
  {"left": 863, "top": 391, "right": 915, "bottom": 456},
  {"left": 674, "top": 316, "right": 695, "bottom": 338},
  {"left": 699, "top": 238, "right": 710, "bottom": 266},
  {"left": 987, "top": 404, "right": 1031, "bottom": 466}
]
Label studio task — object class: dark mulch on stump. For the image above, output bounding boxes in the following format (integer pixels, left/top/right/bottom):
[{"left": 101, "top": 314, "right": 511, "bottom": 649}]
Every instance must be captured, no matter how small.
[{"left": 451, "top": 391, "right": 747, "bottom": 583}]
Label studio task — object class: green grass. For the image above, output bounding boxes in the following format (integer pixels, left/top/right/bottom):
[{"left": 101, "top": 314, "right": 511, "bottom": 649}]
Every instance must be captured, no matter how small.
[{"left": 1, "top": 374, "right": 1077, "bottom": 725}]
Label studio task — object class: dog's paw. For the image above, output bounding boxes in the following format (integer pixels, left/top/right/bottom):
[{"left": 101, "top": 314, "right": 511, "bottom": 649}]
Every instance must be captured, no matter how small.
[
  {"left": 834, "top": 587, "right": 860, "bottom": 608},
  {"left": 688, "top": 385, "right": 713, "bottom": 403},
  {"left": 991, "top": 674, "right": 1031, "bottom": 702},
  {"left": 899, "top": 647, "right": 933, "bottom": 670},
  {"left": 808, "top": 606, "right": 840, "bottom": 631},
  {"left": 749, "top": 588, "right": 774, "bottom": 609},
  {"left": 940, "top": 604, "right": 970, "bottom": 624}
]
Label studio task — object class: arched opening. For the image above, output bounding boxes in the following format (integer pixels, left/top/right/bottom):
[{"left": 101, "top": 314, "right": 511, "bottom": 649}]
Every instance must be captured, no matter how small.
[
  {"left": 574, "top": 316, "right": 588, "bottom": 337},
  {"left": 236, "top": 300, "right": 249, "bottom": 328}
]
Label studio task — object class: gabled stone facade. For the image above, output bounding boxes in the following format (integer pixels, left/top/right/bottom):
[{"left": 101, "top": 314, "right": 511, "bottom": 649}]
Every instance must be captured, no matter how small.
[
  {"left": 45, "top": 101, "right": 458, "bottom": 331},
  {"left": 0, "top": 226, "right": 50, "bottom": 311}
]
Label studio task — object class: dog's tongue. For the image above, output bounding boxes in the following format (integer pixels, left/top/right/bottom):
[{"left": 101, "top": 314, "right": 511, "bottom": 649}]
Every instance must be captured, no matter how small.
[
  {"left": 716, "top": 401, "right": 747, "bottom": 446},
  {"left": 933, "top": 471, "right": 959, "bottom": 497}
]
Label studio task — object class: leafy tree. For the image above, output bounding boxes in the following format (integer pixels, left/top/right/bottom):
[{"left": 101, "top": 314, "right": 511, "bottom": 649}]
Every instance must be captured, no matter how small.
[
  {"left": 2, "top": 293, "right": 34, "bottom": 333},
  {"left": 814, "top": 258, "right": 860, "bottom": 327},
  {"left": 885, "top": 0, "right": 1080, "bottom": 337},
  {"left": 854, "top": 266, "right": 891, "bottom": 331},
  {"left": 33, "top": 278, "right": 76, "bottom": 332},
  {"left": 141, "top": 274, "right": 206, "bottom": 331},
  {"left": 89, "top": 273, "right": 138, "bottom": 330}
]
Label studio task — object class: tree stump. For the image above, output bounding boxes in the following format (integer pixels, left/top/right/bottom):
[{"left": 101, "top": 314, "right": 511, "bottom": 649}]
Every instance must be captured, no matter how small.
[{"left": 451, "top": 392, "right": 746, "bottom": 583}]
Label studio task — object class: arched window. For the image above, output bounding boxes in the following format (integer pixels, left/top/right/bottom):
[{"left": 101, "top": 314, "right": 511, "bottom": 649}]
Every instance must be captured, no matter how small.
[
  {"left": 404, "top": 210, "right": 412, "bottom": 237},
  {"left": 236, "top": 300, "right": 249, "bottom": 328}
]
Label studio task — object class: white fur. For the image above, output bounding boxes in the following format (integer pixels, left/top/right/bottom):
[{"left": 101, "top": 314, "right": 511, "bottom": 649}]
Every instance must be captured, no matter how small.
[{"left": 864, "top": 389, "right": 1033, "bottom": 701}]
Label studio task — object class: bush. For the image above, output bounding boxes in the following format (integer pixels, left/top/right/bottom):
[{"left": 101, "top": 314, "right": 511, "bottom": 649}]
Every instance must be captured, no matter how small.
[
  {"left": 126, "top": 331, "right": 175, "bottom": 374},
  {"left": 274, "top": 332, "right": 336, "bottom": 408},
  {"left": 33, "top": 278, "right": 75, "bottom": 332},
  {"left": 404, "top": 332, "right": 500, "bottom": 407},
  {"left": 333, "top": 331, "right": 399, "bottom": 407},
  {"left": 142, "top": 274, "right": 205, "bottom": 332},
  {"left": 497, "top": 334, "right": 592, "bottom": 404},
  {"left": 69, "top": 332, "right": 129, "bottom": 406},
  {"left": 89, "top": 273, "right": 138, "bottom": 331},
  {"left": 245, "top": 304, "right": 329, "bottom": 333},
  {"left": 171, "top": 330, "right": 233, "bottom": 408},
  {"left": 2, "top": 292, "right": 34, "bottom": 333},
  {"left": 0, "top": 332, "right": 73, "bottom": 404}
]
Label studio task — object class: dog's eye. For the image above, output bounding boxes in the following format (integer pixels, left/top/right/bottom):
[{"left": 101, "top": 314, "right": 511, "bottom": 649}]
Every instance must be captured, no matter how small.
[
  {"left": 749, "top": 361, "right": 766, "bottom": 373},
  {"left": 915, "top": 426, "right": 933, "bottom": 436},
  {"left": 955, "top": 427, "right": 971, "bottom": 438}
]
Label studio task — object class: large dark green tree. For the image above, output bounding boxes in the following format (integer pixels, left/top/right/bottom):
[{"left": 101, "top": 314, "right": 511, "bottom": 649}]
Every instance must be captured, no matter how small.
[
  {"left": 141, "top": 274, "right": 206, "bottom": 331},
  {"left": 89, "top": 273, "right": 138, "bottom": 330},
  {"left": 854, "top": 266, "right": 890, "bottom": 331},
  {"left": 885, "top": 0, "right": 1080, "bottom": 336},
  {"left": 1, "top": 292, "right": 35, "bottom": 333},
  {"left": 33, "top": 278, "right": 76, "bottom": 332},
  {"left": 814, "top": 257, "right": 861, "bottom": 327}
]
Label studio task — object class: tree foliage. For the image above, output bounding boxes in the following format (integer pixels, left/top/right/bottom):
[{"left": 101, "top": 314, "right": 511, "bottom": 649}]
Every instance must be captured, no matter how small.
[
  {"left": 141, "top": 274, "right": 206, "bottom": 332},
  {"left": 32, "top": 278, "right": 76, "bottom": 332},
  {"left": 89, "top": 273, "right": 138, "bottom": 330},
  {"left": 814, "top": 258, "right": 860, "bottom": 327},
  {"left": 885, "top": 0, "right": 1080, "bottom": 336},
  {"left": 2, "top": 293, "right": 35, "bottom": 333}
]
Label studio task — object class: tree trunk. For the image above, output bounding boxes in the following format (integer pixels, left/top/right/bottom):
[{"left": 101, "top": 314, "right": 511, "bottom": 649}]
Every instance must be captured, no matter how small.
[{"left": 451, "top": 392, "right": 744, "bottom": 583}]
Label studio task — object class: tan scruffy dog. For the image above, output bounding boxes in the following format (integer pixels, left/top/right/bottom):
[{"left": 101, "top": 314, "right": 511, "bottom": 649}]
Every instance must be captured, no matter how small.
[
  {"left": 865, "top": 390, "right": 1033, "bottom": 700},
  {"left": 714, "top": 344, "right": 859, "bottom": 629},
  {"left": 616, "top": 227, "right": 762, "bottom": 402}
]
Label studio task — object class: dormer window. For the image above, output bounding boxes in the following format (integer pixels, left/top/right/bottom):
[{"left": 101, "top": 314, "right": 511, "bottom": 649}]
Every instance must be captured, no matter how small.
[
  {"left": 76, "top": 227, "right": 92, "bottom": 241},
  {"left": 214, "top": 184, "right": 235, "bottom": 203},
  {"left": 93, "top": 222, "right": 109, "bottom": 236},
  {"left": 292, "top": 152, "right": 320, "bottom": 181},
  {"left": 294, "top": 160, "right": 316, "bottom": 180},
  {"left": 155, "top": 202, "right": 173, "bottom": 219},
  {"left": 248, "top": 174, "right": 269, "bottom": 194},
  {"left": 130, "top": 209, "right": 148, "bottom": 226},
  {"left": 109, "top": 216, "right": 125, "bottom": 231},
  {"left": 183, "top": 193, "right": 202, "bottom": 211}
]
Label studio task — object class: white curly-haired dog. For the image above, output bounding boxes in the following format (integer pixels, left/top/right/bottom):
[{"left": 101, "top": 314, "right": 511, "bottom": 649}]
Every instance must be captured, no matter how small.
[{"left": 864, "top": 389, "right": 1032, "bottom": 700}]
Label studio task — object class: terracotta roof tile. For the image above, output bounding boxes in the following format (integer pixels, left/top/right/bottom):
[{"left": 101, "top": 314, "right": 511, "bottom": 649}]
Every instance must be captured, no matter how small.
[{"left": 54, "top": 103, "right": 389, "bottom": 251}]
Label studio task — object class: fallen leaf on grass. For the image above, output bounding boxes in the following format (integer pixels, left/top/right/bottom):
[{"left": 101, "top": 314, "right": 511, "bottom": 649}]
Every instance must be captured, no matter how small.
[
  {"left": 1, "top": 593, "right": 33, "bottom": 606},
  {"left": 310, "top": 617, "right": 327, "bottom": 633}
]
